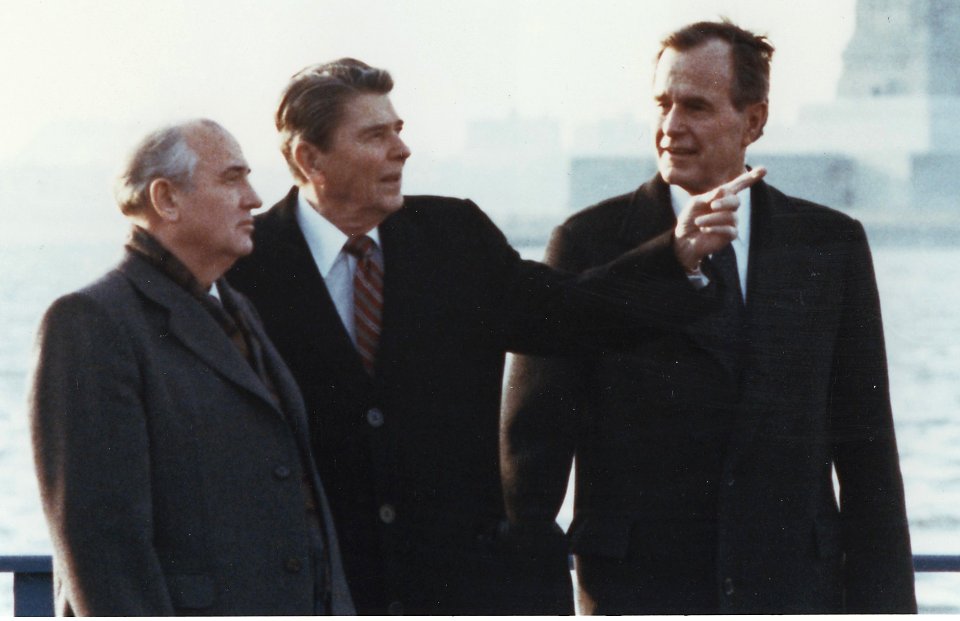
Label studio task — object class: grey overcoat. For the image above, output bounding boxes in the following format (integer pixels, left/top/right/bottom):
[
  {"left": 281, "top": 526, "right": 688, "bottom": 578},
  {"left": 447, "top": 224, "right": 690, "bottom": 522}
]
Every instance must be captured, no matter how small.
[{"left": 29, "top": 250, "right": 354, "bottom": 615}]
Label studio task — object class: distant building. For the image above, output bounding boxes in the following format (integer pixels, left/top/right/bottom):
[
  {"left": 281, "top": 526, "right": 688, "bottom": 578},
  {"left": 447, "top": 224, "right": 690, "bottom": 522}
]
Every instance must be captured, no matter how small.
[
  {"left": 570, "top": 154, "right": 857, "bottom": 214},
  {"left": 838, "top": 0, "right": 960, "bottom": 99},
  {"left": 570, "top": 0, "right": 960, "bottom": 216},
  {"left": 569, "top": 157, "right": 654, "bottom": 209},
  {"left": 760, "top": 0, "right": 960, "bottom": 211},
  {"left": 405, "top": 113, "right": 567, "bottom": 234}
]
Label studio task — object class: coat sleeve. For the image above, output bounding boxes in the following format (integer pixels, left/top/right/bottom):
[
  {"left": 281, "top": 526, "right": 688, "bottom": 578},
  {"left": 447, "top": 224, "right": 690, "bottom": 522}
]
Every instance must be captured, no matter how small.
[
  {"left": 501, "top": 224, "right": 595, "bottom": 531},
  {"left": 28, "top": 293, "right": 175, "bottom": 616},
  {"left": 828, "top": 222, "right": 917, "bottom": 613},
  {"left": 460, "top": 202, "right": 709, "bottom": 355}
]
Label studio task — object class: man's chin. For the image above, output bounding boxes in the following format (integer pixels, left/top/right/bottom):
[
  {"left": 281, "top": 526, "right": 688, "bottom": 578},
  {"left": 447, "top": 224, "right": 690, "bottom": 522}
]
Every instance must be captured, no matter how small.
[
  {"left": 658, "top": 164, "right": 706, "bottom": 194},
  {"left": 380, "top": 196, "right": 405, "bottom": 213},
  {"left": 658, "top": 162, "right": 684, "bottom": 186},
  {"left": 237, "top": 239, "right": 255, "bottom": 257}
]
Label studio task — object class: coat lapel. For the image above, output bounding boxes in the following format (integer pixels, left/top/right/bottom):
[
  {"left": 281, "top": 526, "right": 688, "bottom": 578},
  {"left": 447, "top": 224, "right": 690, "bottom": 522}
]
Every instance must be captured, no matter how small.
[
  {"left": 616, "top": 175, "right": 676, "bottom": 248},
  {"left": 741, "top": 181, "right": 837, "bottom": 366},
  {"left": 222, "top": 256, "right": 357, "bottom": 615},
  {"left": 728, "top": 181, "right": 839, "bottom": 457},
  {"left": 118, "top": 253, "right": 282, "bottom": 414},
  {"left": 266, "top": 190, "right": 373, "bottom": 389},
  {"left": 218, "top": 279, "right": 304, "bottom": 419},
  {"left": 374, "top": 205, "right": 433, "bottom": 390},
  {"left": 625, "top": 175, "right": 744, "bottom": 377}
]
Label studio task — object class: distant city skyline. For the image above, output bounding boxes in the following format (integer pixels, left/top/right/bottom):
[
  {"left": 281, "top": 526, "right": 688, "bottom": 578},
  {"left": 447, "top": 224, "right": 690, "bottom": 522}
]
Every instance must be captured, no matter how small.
[{"left": 0, "top": 1, "right": 857, "bottom": 242}]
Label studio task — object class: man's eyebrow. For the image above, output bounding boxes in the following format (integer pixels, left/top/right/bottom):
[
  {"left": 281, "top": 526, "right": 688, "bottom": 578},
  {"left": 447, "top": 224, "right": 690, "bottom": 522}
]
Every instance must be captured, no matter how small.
[
  {"left": 220, "top": 164, "right": 251, "bottom": 177},
  {"left": 676, "top": 94, "right": 712, "bottom": 108},
  {"left": 359, "top": 119, "right": 404, "bottom": 136}
]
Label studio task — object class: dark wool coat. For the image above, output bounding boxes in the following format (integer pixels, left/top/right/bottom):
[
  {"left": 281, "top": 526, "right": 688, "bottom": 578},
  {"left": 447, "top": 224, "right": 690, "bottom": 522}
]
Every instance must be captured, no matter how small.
[
  {"left": 227, "top": 188, "right": 705, "bottom": 614},
  {"left": 503, "top": 175, "right": 917, "bottom": 614},
  {"left": 29, "top": 251, "right": 354, "bottom": 616}
]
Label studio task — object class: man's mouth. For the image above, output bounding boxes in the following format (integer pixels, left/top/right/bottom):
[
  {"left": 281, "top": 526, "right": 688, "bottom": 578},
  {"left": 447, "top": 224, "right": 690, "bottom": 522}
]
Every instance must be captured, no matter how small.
[{"left": 661, "top": 146, "right": 697, "bottom": 157}]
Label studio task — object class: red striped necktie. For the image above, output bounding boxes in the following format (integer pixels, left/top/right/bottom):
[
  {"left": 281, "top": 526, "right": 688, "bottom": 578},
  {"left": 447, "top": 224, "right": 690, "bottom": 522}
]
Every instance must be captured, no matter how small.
[{"left": 344, "top": 235, "right": 383, "bottom": 376}]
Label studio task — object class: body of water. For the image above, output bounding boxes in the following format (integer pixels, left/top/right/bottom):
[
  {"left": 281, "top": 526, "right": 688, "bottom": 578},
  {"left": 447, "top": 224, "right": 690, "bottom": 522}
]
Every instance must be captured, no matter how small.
[{"left": 1, "top": 239, "right": 958, "bottom": 613}]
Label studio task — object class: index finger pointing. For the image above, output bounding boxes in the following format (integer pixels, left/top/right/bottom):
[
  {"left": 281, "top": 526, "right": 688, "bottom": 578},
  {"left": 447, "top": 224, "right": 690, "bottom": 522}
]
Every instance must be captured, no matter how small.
[{"left": 722, "top": 166, "right": 767, "bottom": 195}]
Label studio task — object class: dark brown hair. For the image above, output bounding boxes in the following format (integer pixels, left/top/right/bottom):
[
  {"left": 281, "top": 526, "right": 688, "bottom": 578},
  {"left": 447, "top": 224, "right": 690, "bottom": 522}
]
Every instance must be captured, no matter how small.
[{"left": 276, "top": 58, "right": 394, "bottom": 182}]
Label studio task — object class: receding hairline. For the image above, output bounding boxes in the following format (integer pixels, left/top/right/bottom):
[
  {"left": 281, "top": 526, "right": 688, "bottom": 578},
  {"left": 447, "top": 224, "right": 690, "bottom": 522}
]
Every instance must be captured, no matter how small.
[
  {"left": 179, "top": 120, "right": 249, "bottom": 176},
  {"left": 179, "top": 119, "right": 232, "bottom": 149},
  {"left": 654, "top": 20, "right": 774, "bottom": 109}
]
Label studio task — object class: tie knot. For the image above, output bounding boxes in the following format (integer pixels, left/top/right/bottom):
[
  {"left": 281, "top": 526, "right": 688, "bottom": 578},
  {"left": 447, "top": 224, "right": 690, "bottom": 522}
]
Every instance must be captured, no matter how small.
[{"left": 344, "top": 235, "right": 377, "bottom": 259}]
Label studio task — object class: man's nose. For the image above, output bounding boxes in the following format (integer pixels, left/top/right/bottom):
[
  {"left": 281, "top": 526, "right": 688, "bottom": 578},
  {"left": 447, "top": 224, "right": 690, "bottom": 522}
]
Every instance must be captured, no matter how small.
[
  {"left": 392, "top": 135, "right": 411, "bottom": 161},
  {"left": 243, "top": 182, "right": 262, "bottom": 211},
  {"left": 660, "top": 106, "right": 685, "bottom": 136}
]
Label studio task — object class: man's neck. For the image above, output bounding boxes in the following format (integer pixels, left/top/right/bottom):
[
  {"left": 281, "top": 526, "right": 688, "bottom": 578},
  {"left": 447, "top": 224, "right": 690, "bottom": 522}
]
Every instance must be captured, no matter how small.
[
  {"left": 127, "top": 226, "right": 226, "bottom": 293},
  {"left": 299, "top": 184, "right": 381, "bottom": 237},
  {"left": 142, "top": 226, "right": 228, "bottom": 289}
]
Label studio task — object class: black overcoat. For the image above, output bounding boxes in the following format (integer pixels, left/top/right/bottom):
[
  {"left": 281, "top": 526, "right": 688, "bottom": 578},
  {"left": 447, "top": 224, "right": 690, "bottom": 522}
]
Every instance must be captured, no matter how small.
[
  {"left": 228, "top": 188, "right": 703, "bottom": 614},
  {"left": 502, "top": 175, "right": 917, "bottom": 614}
]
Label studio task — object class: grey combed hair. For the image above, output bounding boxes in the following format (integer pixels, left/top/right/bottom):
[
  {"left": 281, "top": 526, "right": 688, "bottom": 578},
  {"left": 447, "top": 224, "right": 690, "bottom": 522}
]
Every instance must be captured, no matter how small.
[{"left": 114, "top": 119, "right": 221, "bottom": 216}]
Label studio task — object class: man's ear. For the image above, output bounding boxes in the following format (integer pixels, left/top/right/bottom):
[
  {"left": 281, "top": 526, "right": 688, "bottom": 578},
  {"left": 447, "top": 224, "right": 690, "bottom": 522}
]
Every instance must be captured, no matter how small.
[
  {"left": 148, "top": 178, "right": 180, "bottom": 222},
  {"left": 743, "top": 100, "right": 769, "bottom": 146},
  {"left": 293, "top": 140, "right": 327, "bottom": 186}
]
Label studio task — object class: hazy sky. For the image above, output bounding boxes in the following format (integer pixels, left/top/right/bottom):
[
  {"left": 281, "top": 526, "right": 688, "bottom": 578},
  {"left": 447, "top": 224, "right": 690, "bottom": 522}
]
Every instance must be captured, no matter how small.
[
  {"left": 1, "top": 1, "right": 856, "bottom": 158},
  {"left": 0, "top": 0, "right": 857, "bottom": 239}
]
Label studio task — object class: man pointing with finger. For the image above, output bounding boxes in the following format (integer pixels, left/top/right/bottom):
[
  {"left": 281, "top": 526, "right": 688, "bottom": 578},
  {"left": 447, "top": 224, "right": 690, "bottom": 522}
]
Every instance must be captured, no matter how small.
[
  {"left": 227, "top": 58, "right": 750, "bottom": 615},
  {"left": 503, "top": 20, "right": 916, "bottom": 614}
]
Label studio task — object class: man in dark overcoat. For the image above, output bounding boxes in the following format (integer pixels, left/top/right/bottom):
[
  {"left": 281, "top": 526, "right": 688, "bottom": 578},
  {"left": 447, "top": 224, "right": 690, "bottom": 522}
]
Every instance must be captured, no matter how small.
[
  {"left": 226, "top": 58, "right": 758, "bottom": 615},
  {"left": 502, "top": 20, "right": 916, "bottom": 614},
  {"left": 29, "top": 119, "right": 354, "bottom": 615}
]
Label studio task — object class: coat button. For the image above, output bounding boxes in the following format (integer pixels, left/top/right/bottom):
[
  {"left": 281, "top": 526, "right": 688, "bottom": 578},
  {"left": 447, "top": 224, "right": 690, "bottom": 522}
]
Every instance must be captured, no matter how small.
[
  {"left": 285, "top": 557, "right": 303, "bottom": 573},
  {"left": 723, "top": 577, "right": 735, "bottom": 595},
  {"left": 387, "top": 600, "right": 404, "bottom": 615},
  {"left": 274, "top": 465, "right": 292, "bottom": 480},
  {"left": 366, "top": 407, "right": 385, "bottom": 428},
  {"left": 725, "top": 476, "right": 735, "bottom": 487},
  {"left": 379, "top": 503, "right": 396, "bottom": 524}
]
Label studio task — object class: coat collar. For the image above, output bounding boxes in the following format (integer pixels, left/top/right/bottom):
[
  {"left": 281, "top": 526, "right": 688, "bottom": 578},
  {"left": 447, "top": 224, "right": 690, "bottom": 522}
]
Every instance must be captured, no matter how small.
[
  {"left": 617, "top": 174, "right": 676, "bottom": 247},
  {"left": 117, "top": 251, "right": 283, "bottom": 414}
]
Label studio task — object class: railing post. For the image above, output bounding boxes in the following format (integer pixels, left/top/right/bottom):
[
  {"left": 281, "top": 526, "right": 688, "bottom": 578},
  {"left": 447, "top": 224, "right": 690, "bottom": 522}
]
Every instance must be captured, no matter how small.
[
  {"left": 0, "top": 556, "right": 53, "bottom": 617},
  {"left": 13, "top": 572, "right": 53, "bottom": 617}
]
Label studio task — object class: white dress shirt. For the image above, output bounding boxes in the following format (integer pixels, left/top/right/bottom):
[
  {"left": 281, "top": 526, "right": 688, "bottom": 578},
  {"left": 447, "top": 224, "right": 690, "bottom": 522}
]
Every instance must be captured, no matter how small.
[
  {"left": 670, "top": 182, "right": 752, "bottom": 302},
  {"left": 296, "top": 192, "right": 382, "bottom": 345}
]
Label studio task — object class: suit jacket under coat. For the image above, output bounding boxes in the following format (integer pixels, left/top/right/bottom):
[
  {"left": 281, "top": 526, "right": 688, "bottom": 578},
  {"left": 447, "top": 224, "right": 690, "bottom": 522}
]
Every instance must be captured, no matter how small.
[
  {"left": 29, "top": 250, "right": 354, "bottom": 616},
  {"left": 502, "top": 175, "right": 917, "bottom": 614},
  {"left": 227, "top": 188, "right": 704, "bottom": 615}
]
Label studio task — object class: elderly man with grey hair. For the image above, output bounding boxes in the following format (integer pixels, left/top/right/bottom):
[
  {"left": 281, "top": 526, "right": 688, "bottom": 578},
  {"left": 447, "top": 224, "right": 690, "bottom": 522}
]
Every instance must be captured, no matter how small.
[{"left": 28, "top": 118, "right": 354, "bottom": 616}]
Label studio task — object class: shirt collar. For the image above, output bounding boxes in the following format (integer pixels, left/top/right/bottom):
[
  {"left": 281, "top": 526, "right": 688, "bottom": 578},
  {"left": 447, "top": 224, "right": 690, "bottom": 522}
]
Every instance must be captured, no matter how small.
[{"left": 296, "top": 191, "right": 381, "bottom": 277}]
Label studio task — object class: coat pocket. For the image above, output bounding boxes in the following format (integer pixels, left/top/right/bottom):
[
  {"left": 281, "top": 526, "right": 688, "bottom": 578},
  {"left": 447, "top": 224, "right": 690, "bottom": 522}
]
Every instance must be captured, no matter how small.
[
  {"left": 568, "top": 515, "right": 633, "bottom": 559},
  {"left": 166, "top": 573, "right": 215, "bottom": 610}
]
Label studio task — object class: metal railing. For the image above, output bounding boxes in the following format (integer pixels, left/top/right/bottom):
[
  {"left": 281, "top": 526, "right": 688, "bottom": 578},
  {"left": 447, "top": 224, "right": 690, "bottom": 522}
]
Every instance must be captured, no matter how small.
[
  {"left": 0, "top": 556, "right": 53, "bottom": 617},
  {"left": 3, "top": 554, "right": 960, "bottom": 616}
]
